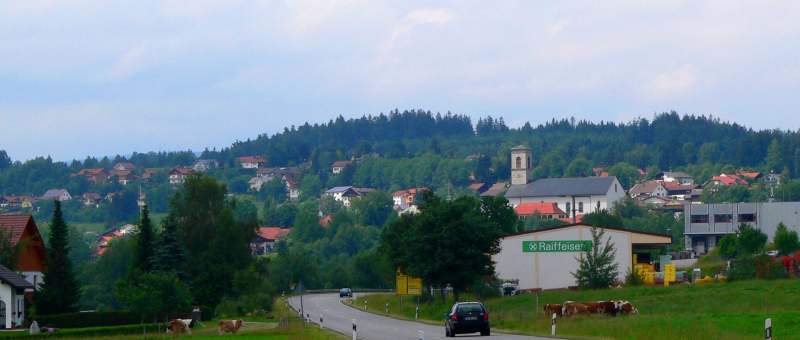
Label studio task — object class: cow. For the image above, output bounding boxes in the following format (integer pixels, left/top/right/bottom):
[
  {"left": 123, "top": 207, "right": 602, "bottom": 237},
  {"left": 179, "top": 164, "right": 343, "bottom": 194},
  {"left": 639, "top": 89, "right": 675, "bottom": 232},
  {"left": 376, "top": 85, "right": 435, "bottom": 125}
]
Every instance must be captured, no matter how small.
[
  {"left": 218, "top": 320, "right": 244, "bottom": 334},
  {"left": 615, "top": 300, "right": 639, "bottom": 315},
  {"left": 167, "top": 319, "right": 192, "bottom": 334},
  {"left": 544, "top": 304, "right": 563, "bottom": 317},
  {"left": 596, "top": 300, "right": 618, "bottom": 316},
  {"left": 562, "top": 302, "right": 591, "bottom": 316}
]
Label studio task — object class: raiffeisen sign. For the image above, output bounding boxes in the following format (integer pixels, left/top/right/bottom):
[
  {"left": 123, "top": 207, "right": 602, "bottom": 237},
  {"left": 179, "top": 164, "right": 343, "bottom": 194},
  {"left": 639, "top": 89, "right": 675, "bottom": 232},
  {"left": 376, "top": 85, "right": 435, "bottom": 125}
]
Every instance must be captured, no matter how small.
[{"left": 522, "top": 240, "right": 592, "bottom": 253}]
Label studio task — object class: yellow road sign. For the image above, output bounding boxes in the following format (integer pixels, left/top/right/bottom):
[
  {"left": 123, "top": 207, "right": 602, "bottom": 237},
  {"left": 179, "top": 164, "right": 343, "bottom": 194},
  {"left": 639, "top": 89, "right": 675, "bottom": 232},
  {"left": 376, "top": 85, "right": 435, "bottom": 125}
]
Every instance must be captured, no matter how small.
[{"left": 396, "top": 271, "right": 422, "bottom": 296}]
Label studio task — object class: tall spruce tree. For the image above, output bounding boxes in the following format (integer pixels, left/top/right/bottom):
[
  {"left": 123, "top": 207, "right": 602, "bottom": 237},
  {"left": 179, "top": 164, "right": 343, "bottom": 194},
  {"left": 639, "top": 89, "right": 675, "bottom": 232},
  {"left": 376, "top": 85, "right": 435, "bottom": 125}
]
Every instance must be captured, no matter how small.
[
  {"left": 134, "top": 204, "right": 155, "bottom": 272},
  {"left": 37, "top": 201, "right": 81, "bottom": 314},
  {"left": 152, "top": 213, "right": 186, "bottom": 278}
]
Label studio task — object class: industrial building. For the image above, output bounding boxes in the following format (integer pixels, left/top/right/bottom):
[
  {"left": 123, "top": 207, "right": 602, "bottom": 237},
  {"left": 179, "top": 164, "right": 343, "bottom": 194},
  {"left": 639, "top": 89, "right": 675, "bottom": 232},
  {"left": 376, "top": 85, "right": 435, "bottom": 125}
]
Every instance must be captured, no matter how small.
[
  {"left": 684, "top": 202, "right": 800, "bottom": 254},
  {"left": 493, "top": 224, "right": 671, "bottom": 291}
]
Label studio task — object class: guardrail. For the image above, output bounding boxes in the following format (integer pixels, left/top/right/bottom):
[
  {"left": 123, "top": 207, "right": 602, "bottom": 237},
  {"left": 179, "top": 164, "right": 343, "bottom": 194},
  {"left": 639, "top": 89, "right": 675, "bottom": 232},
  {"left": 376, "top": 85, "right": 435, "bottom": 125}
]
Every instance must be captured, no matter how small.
[{"left": 299, "top": 288, "right": 394, "bottom": 294}]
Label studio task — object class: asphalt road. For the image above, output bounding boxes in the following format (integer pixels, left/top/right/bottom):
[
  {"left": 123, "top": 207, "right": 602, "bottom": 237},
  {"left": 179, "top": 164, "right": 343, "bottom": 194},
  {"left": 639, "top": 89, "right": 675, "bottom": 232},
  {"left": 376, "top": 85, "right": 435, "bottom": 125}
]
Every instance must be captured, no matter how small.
[{"left": 288, "top": 293, "right": 553, "bottom": 340}]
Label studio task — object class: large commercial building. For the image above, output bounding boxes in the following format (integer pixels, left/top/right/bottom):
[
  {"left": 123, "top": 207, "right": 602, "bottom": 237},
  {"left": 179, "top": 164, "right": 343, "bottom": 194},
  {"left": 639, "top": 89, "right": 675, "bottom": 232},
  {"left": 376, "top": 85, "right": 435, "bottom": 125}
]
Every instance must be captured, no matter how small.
[
  {"left": 684, "top": 202, "right": 800, "bottom": 254},
  {"left": 493, "top": 224, "right": 671, "bottom": 291}
]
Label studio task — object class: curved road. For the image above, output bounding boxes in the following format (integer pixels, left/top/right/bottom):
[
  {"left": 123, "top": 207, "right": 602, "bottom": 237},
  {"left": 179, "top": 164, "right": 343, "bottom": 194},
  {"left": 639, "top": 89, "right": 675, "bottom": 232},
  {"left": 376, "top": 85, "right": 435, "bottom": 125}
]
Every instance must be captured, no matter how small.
[{"left": 289, "top": 293, "right": 553, "bottom": 340}]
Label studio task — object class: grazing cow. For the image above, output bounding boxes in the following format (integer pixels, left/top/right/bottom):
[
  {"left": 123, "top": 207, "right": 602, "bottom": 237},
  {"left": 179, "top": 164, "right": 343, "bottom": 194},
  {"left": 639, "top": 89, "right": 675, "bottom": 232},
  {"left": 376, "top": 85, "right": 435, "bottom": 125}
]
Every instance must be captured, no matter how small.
[
  {"left": 616, "top": 301, "right": 638, "bottom": 315},
  {"left": 596, "top": 301, "right": 618, "bottom": 316},
  {"left": 218, "top": 320, "right": 244, "bottom": 334},
  {"left": 544, "top": 304, "right": 563, "bottom": 317},
  {"left": 562, "top": 302, "right": 591, "bottom": 316},
  {"left": 167, "top": 319, "right": 192, "bottom": 334}
]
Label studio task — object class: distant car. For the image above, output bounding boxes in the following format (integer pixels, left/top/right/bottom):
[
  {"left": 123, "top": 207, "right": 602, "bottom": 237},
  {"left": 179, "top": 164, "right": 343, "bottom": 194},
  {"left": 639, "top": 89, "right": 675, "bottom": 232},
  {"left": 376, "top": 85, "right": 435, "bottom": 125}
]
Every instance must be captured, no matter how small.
[
  {"left": 445, "top": 302, "right": 490, "bottom": 337},
  {"left": 339, "top": 288, "right": 353, "bottom": 298}
]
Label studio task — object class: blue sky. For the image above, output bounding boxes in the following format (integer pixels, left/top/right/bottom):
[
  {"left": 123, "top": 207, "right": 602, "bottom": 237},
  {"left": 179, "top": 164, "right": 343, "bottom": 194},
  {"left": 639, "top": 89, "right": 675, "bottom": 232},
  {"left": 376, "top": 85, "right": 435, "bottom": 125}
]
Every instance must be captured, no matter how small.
[{"left": 2, "top": 1, "right": 800, "bottom": 161}]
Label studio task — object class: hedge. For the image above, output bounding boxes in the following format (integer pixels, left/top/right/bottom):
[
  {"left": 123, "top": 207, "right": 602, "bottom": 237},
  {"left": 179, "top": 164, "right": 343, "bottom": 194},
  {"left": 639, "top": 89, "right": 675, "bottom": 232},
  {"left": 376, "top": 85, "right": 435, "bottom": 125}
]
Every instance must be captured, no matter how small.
[{"left": 33, "top": 311, "right": 142, "bottom": 329}]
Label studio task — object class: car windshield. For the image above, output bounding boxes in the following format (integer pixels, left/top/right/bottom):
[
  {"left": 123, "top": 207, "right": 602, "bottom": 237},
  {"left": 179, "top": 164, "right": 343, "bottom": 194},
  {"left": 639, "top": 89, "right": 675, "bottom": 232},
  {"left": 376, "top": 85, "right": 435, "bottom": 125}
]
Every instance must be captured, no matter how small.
[{"left": 457, "top": 303, "right": 483, "bottom": 313}]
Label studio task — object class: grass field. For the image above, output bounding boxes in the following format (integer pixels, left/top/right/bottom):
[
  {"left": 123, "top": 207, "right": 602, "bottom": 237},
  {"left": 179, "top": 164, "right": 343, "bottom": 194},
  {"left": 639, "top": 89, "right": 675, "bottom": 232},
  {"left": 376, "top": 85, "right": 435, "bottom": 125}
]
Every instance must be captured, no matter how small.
[
  {"left": 11, "top": 299, "right": 344, "bottom": 340},
  {"left": 352, "top": 279, "right": 800, "bottom": 339}
]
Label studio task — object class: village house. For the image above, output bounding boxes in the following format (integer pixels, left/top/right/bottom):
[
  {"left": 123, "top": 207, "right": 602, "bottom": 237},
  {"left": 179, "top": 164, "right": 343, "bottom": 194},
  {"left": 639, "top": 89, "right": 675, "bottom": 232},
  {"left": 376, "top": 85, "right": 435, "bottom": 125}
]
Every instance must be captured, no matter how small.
[
  {"left": 391, "top": 187, "right": 429, "bottom": 209},
  {"left": 192, "top": 159, "right": 219, "bottom": 173},
  {"left": 514, "top": 202, "right": 567, "bottom": 220},
  {"left": 661, "top": 171, "right": 694, "bottom": 185},
  {"left": 0, "top": 196, "right": 35, "bottom": 210},
  {"left": 708, "top": 173, "right": 749, "bottom": 187},
  {"left": 82, "top": 193, "right": 103, "bottom": 207},
  {"left": 110, "top": 162, "right": 137, "bottom": 185},
  {"left": 331, "top": 160, "right": 353, "bottom": 174},
  {"left": 40, "top": 189, "right": 71, "bottom": 202},
  {"left": 629, "top": 180, "right": 668, "bottom": 199},
  {"left": 480, "top": 182, "right": 508, "bottom": 197},
  {"left": 285, "top": 178, "right": 300, "bottom": 201},
  {"left": 237, "top": 156, "right": 266, "bottom": 169},
  {"left": 140, "top": 168, "right": 162, "bottom": 183},
  {"left": 505, "top": 146, "right": 625, "bottom": 222},
  {"left": 0, "top": 264, "right": 33, "bottom": 329},
  {"left": 169, "top": 167, "right": 195, "bottom": 185},
  {"left": 73, "top": 168, "right": 108, "bottom": 184},
  {"left": 250, "top": 227, "right": 291, "bottom": 255},
  {"left": 324, "top": 186, "right": 373, "bottom": 207},
  {"left": 96, "top": 224, "right": 137, "bottom": 257},
  {"left": 0, "top": 214, "right": 47, "bottom": 289}
]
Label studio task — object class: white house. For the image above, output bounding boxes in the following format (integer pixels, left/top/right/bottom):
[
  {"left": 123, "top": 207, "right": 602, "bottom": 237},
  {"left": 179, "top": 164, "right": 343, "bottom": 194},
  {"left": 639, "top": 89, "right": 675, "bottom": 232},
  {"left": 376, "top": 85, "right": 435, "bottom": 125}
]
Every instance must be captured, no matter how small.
[
  {"left": 493, "top": 225, "right": 670, "bottom": 291},
  {"left": 40, "top": 189, "right": 71, "bottom": 201},
  {"left": 192, "top": 159, "right": 219, "bottom": 173},
  {"left": 0, "top": 265, "right": 33, "bottom": 329},
  {"left": 169, "top": 167, "right": 194, "bottom": 185},
  {"left": 662, "top": 171, "right": 694, "bottom": 185},
  {"left": 324, "top": 186, "right": 373, "bottom": 207},
  {"left": 237, "top": 156, "right": 266, "bottom": 169}
]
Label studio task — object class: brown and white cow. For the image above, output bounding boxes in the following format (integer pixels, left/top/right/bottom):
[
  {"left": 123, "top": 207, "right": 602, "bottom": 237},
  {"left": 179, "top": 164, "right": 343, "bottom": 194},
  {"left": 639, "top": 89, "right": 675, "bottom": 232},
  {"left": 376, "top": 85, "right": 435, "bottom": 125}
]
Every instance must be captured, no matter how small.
[
  {"left": 614, "top": 300, "right": 639, "bottom": 315},
  {"left": 167, "top": 319, "right": 192, "bottom": 334},
  {"left": 544, "top": 304, "right": 563, "bottom": 317},
  {"left": 562, "top": 302, "right": 591, "bottom": 316},
  {"left": 218, "top": 319, "right": 244, "bottom": 334}
]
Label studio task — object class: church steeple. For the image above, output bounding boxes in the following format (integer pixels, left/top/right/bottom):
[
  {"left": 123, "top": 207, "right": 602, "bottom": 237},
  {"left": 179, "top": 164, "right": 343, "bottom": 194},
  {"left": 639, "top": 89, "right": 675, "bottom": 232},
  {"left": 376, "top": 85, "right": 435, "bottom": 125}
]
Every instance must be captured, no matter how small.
[{"left": 510, "top": 145, "right": 532, "bottom": 185}]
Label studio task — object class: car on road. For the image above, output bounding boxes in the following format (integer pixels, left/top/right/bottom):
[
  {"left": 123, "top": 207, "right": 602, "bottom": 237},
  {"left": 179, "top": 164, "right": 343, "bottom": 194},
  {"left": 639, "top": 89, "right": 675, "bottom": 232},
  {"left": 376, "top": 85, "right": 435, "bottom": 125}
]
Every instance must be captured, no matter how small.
[
  {"left": 339, "top": 288, "right": 353, "bottom": 298},
  {"left": 445, "top": 301, "right": 490, "bottom": 337}
]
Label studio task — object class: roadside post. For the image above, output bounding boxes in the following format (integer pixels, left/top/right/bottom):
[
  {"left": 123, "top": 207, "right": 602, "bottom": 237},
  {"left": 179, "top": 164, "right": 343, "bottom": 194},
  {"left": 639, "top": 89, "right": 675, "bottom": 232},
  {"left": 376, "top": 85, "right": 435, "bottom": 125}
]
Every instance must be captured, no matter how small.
[
  {"left": 415, "top": 305, "right": 419, "bottom": 320},
  {"left": 385, "top": 302, "right": 389, "bottom": 313},
  {"left": 364, "top": 300, "right": 368, "bottom": 311},
  {"left": 418, "top": 330, "right": 425, "bottom": 340},
  {"left": 320, "top": 314, "right": 323, "bottom": 330},
  {"left": 352, "top": 319, "right": 357, "bottom": 340},
  {"left": 765, "top": 318, "right": 772, "bottom": 340},
  {"left": 551, "top": 313, "right": 557, "bottom": 336}
]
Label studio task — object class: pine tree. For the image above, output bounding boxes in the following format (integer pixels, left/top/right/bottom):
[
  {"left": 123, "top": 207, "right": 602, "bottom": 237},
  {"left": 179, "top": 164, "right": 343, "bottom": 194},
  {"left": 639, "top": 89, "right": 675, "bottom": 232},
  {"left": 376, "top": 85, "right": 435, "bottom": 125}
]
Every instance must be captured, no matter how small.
[
  {"left": 36, "top": 201, "right": 80, "bottom": 314},
  {"left": 765, "top": 138, "right": 784, "bottom": 172},
  {"left": 572, "top": 227, "right": 619, "bottom": 289},
  {"left": 152, "top": 213, "right": 186, "bottom": 278},
  {"left": 134, "top": 205, "right": 155, "bottom": 273}
]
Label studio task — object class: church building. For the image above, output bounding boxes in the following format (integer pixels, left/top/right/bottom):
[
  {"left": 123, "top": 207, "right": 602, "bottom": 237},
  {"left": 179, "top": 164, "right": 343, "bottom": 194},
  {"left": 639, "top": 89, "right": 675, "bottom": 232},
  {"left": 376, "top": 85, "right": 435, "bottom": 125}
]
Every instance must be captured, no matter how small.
[{"left": 505, "top": 145, "right": 626, "bottom": 222}]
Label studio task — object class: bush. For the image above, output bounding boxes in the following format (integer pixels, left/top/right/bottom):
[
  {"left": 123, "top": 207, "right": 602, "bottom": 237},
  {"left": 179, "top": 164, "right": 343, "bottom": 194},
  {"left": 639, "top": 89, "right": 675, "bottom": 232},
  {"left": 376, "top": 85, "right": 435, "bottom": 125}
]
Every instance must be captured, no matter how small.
[
  {"left": 32, "top": 311, "right": 141, "bottom": 329},
  {"left": 215, "top": 293, "right": 274, "bottom": 318},
  {"left": 728, "top": 256, "right": 756, "bottom": 281},
  {"left": 625, "top": 267, "right": 644, "bottom": 286},
  {"left": 755, "top": 255, "right": 788, "bottom": 280}
]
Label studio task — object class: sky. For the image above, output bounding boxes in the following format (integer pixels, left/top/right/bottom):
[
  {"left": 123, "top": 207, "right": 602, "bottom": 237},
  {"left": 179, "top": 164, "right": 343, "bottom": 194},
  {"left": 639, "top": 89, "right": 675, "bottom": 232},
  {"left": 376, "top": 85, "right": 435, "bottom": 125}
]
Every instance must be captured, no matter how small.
[{"left": 2, "top": 1, "right": 800, "bottom": 162}]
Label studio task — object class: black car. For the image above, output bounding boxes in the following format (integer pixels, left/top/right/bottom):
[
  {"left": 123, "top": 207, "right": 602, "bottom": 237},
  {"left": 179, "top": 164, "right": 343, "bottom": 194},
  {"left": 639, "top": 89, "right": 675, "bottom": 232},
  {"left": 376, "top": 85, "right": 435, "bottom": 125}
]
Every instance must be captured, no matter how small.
[
  {"left": 445, "top": 302, "right": 490, "bottom": 337},
  {"left": 339, "top": 288, "right": 353, "bottom": 298}
]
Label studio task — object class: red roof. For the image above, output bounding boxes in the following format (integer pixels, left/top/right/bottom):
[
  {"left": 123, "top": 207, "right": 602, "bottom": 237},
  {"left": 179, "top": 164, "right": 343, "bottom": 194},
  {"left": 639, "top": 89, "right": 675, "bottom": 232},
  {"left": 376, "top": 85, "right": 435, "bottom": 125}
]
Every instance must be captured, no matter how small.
[
  {"left": 0, "top": 214, "right": 33, "bottom": 245},
  {"left": 392, "top": 187, "right": 429, "bottom": 197},
  {"left": 77, "top": 168, "right": 106, "bottom": 176},
  {"left": 712, "top": 174, "right": 748, "bottom": 186},
  {"left": 514, "top": 202, "right": 565, "bottom": 216},
  {"left": 737, "top": 171, "right": 762, "bottom": 179},
  {"left": 256, "top": 227, "right": 291, "bottom": 241},
  {"left": 319, "top": 215, "right": 333, "bottom": 228},
  {"left": 331, "top": 160, "right": 353, "bottom": 168},
  {"left": 237, "top": 156, "right": 266, "bottom": 164},
  {"left": 170, "top": 167, "right": 194, "bottom": 175}
]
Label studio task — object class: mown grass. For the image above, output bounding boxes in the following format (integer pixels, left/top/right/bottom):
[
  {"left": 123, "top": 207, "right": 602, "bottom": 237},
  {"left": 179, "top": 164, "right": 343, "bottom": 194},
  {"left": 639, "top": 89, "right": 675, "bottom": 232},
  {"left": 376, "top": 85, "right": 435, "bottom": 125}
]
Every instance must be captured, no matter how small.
[
  {"left": 11, "top": 298, "right": 344, "bottom": 340},
  {"left": 352, "top": 279, "right": 800, "bottom": 339}
]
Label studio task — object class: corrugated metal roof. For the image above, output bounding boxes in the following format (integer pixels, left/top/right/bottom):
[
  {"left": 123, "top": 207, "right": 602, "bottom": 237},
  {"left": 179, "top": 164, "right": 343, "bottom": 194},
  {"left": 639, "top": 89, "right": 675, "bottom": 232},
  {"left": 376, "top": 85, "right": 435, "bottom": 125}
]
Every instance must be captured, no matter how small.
[{"left": 506, "top": 176, "right": 618, "bottom": 198}]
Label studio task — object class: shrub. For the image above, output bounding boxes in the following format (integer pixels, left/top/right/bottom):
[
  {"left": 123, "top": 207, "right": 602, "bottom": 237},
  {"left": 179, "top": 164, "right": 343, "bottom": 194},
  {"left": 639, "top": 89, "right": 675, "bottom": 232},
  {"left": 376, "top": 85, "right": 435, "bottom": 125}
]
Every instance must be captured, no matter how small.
[
  {"left": 755, "top": 255, "right": 788, "bottom": 280},
  {"left": 728, "top": 256, "right": 756, "bottom": 281},
  {"left": 625, "top": 267, "right": 644, "bottom": 286},
  {"left": 32, "top": 311, "right": 141, "bottom": 329}
]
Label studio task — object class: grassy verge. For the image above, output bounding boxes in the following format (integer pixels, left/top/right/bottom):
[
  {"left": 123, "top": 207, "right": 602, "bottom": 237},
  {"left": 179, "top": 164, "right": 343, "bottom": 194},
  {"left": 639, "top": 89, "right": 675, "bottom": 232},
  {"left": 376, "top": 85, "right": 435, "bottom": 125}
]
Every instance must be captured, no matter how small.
[
  {"left": 351, "top": 279, "right": 800, "bottom": 339},
  {"left": 12, "top": 299, "right": 344, "bottom": 340}
]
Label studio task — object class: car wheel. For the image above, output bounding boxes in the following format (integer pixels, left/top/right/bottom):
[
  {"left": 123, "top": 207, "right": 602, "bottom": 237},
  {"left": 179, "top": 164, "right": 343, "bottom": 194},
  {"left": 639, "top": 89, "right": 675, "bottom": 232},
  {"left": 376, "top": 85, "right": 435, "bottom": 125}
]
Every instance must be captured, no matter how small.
[
  {"left": 481, "top": 327, "right": 490, "bottom": 336},
  {"left": 445, "top": 325, "right": 452, "bottom": 337}
]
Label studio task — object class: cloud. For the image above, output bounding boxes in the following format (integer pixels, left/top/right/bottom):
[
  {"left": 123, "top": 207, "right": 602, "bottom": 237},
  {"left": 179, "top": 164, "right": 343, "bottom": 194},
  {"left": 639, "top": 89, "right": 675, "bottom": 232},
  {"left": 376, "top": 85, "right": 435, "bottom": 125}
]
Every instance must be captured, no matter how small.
[
  {"left": 644, "top": 65, "right": 699, "bottom": 99},
  {"left": 390, "top": 8, "right": 454, "bottom": 42}
]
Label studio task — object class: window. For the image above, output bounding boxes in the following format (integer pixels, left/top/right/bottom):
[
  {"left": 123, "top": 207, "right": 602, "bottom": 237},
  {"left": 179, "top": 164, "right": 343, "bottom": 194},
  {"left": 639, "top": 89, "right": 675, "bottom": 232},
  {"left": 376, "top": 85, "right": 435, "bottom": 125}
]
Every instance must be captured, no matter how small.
[
  {"left": 516, "top": 157, "right": 522, "bottom": 169},
  {"left": 527, "top": 158, "right": 531, "bottom": 169},
  {"left": 714, "top": 214, "right": 732, "bottom": 223},
  {"left": 739, "top": 213, "right": 756, "bottom": 222},
  {"left": 566, "top": 202, "right": 571, "bottom": 214},
  {"left": 578, "top": 202, "right": 584, "bottom": 213},
  {"left": 615, "top": 184, "right": 618, "bottom": 192},
  {"left": 690, "top": 215, "right": 709, "bottom": 223},
  {"left": 596, "top": 201, "right": 601, "bottom": 211}
]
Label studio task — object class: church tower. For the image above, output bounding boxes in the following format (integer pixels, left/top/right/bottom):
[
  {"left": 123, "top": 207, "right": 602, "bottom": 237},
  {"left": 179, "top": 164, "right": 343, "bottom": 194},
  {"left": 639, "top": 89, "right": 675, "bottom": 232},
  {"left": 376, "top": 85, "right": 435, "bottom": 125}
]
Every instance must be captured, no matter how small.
[{"left": 510, "top": 145, "right": 532, "bottom": 185}]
